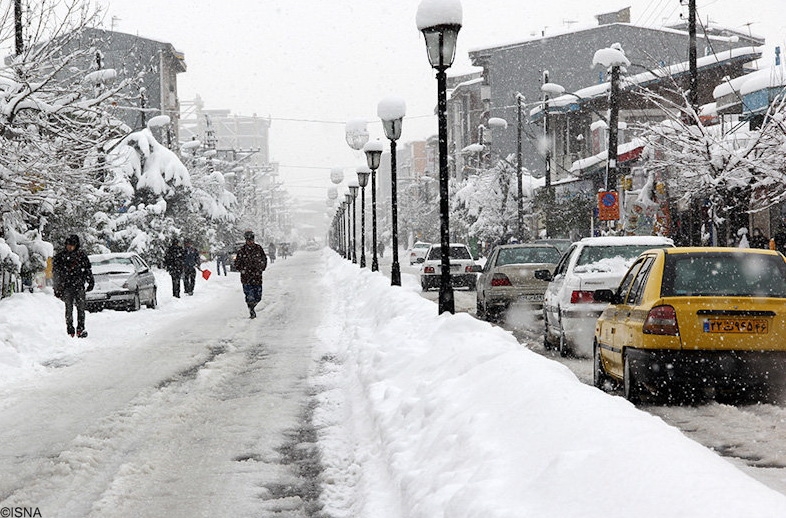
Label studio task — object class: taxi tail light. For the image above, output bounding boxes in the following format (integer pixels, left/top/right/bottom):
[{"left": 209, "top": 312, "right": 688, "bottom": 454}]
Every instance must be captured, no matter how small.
[
  {"left": 570, "top": 290, "right": 596, "bottom": 304},
  {"left": 423, "top": 265, "right": 435, "bottom": 274},
  {"left": 465, "top": 265, "right": 476, "bottom": 273},
  {"left": 490, "top": 273, "right": 512, "bottom": 287},
  {"left": 643, "top": 305, "right": 679, "bottom": 335}
]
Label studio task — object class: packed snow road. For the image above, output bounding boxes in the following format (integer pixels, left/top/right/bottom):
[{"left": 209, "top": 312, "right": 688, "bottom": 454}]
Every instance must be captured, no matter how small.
[{"left": 0, "top": 254, "right": 325, "bottom": 516}]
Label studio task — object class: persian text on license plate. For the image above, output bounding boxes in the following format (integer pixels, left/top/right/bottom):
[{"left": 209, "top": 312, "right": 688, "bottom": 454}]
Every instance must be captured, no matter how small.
[{"left": 703, "top": 319, "right": 768, "bottom": 334}]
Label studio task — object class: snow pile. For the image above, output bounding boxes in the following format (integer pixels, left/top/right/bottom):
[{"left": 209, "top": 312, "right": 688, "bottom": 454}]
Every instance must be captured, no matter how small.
[{"left": 313, "top": 251, "right": 786, "bottom": 517}]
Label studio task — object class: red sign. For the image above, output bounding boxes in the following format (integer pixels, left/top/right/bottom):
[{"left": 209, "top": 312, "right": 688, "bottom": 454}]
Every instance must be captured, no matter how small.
[{"left": 598, "top": 191, "right": 619, "bottom": 221}]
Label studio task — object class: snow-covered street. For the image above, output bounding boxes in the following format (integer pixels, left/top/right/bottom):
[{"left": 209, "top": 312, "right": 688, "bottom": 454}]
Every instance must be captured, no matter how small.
[
  {"left": 3, "top": 249, "right": 786, "bottom": 517},
  {"left": 1, "top": 253, "right": 324, "bottom": 516}
]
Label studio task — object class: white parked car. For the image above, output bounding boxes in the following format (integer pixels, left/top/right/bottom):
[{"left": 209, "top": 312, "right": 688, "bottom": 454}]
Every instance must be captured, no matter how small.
[
  {"left": 86, "top": 252, "right": 158, "bottom": 312},
  {"left": 536, "top": 236, "right": 674, "bottom": 358},
  {"left": 408, "top": 241, "right": 432, "bottom": 265},
  {"left": 420, "top": 243, "right": 480, "bottom": 291}
]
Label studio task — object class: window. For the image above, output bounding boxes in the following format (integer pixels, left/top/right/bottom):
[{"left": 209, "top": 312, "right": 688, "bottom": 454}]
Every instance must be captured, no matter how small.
[
  {"left": 427, "top": 246, "right": 471, "bottom": 261},
  {"left": 496, "top": 246, "right": 561, "bottom": 266},
  {"left": 625, "top": 256, "right": 654, "bottom": 305},
  {"left": 662, "top": 253, "right": 786, "bottom": 298},
  {"left": 576, "top": 244, "right": 660, "bottom": 266},
  {"left": 616, "top": 259, "right": 645, "bottom": 303},
  {"left": 554, "top": 245, "right": 577, "bottom": 277}
]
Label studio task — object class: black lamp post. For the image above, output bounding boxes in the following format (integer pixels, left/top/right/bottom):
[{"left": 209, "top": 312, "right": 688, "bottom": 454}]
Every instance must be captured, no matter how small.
[
  {"left": 378, "top": 97, "right": 406, "bottom": 286},
  {"left": 357, "top": 168, "right": 370, "bottom": 268},
  {"left": 348, "top": 184, "right": 359, "bottom": 264},
  {"left": 364, "top": 140, "right": 383, "bottom": 272},
  {"left": 345, "top": 193, "right": 355, "bottom": 263},
  {"left": 339, "top": 201, "right": 349, "bottom": 259},
  {"left": 417, "top": 0, "right": 462, "bottom": 314}
]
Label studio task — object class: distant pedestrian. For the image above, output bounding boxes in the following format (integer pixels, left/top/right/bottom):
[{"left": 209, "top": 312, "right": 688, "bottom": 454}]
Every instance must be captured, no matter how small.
[
  {"left": 268, "top": 242, "right": 277, "bottom": 264},
  {"left": 164, "top": 238, "right": 185, "bottom": 297},
  {"left": 216, "top": 250, "right": 228, "bottom": 275},
  {"left": 377, "top": 241, "right": 385, "bottom": 258},
  {"left": 52, "top": 234, "right": 94, "bottom": 338},
  {"left": 183, "top": 239, "right": 202, "bottom": 295},
  {"left": 234, "top": 230, "right": 268, "bottom": 319}
]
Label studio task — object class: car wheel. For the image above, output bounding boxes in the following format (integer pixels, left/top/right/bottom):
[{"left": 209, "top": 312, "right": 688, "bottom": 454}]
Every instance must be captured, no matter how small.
[
  {"left": 476, "top": 297, "right": 486, "bottom": 319},
  {"left": 467, "top": 278, "right": 477, "bottom": 291},
  {"left": 593, "top": 341, "right": 612, "bottom": 391},
  {"left": 623, "top": 352, "right": 642, "bottom": 404},
  {"left": 128, "top": 291, "right": 141, "bottom": 312},
  {"left": 542, "top": 311, "right": 553, "bottom": 350},
  {"left": 558, "top": 326, "right": 570, "bottom": 357},
  {"left": 146, "top": 288, "right": 157, "bottom": 309},
  {"left": 421, "top": 279, "right": 429, "bottom": 292}
]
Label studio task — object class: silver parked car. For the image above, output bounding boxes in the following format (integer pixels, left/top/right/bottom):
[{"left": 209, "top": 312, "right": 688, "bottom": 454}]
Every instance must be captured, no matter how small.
[
  {"left": 420, "top": 243, "right": 480, "bottom": 291},
  {"left": 86, "top": 253, "right": 158, "bottom": 312},
  {"left": 476, "top": 243, "right": 562, "bottom": 321}
]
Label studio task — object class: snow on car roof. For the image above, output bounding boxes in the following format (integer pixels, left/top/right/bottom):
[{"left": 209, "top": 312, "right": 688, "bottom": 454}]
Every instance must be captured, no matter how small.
[{"left": 578, "top": 235, "right": 674, "bottom": 246}]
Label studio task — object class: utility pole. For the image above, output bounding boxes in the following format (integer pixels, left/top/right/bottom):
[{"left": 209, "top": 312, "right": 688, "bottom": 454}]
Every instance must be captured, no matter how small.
[
  {"left": 607, "top": 64, "right": 620, "bottom": 192},
  {"left": 14, "top": 0, "right": 23, "bottom": 55},
  {"left": 516, "top": 93, "right": 524, "bottom": 241},
  {"left": 543, "top": 71, "right": 552, "bottom": 238},
  {"left": 688, "top": 0, "right": 698, "bottom": 112}
]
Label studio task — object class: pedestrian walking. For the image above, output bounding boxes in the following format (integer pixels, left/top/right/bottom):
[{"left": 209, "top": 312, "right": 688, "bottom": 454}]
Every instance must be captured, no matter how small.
[
  {"left": 234, "top": 230, "right": 268, "bottom": 319},
  {"left": 216, "top": 250, "right": 228, "bottom": 275},
  {"left": 52, "top": 234, "right": 94, "bottom": 337},
  {"left": 183, "top": 239, "right": 202, "bottom": 295},
  {"left": 164, "top": 238, "right": 185, "bottom": 298},
  {"left": 268, "top": 242, "right": 277, "bottom": 264},
  {"left": 377, "top": 241, "right": 385, "bottom": 258}
]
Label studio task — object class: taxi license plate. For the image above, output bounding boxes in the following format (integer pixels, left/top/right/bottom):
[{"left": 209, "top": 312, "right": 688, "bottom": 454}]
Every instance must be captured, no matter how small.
[{"left": 703, "top": 319, "right": 768, "bottom": 334}]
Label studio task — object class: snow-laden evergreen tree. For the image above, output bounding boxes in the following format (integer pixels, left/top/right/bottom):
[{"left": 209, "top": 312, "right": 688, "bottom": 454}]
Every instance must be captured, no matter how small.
[
  {"left": 450, "top": 156, "right": 532, "bottom": 250},
  {"left": 0, "top": 0, "right": 137, "bottom": 294}
]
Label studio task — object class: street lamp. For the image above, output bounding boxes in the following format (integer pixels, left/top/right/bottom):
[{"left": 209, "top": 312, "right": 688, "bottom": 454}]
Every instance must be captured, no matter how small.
[
  {"left": 348, "top": 183, "right": 359, "bottom": 264},
  {"left": 363, "top": 140, "right": 384, "bottom": 272},
  {"left": 345, "top": 119, "right": 369, "bottom": 151},
  {"left": 345, "top": 193, "right": 355, "bottom": 263},
  {"left": 340, "top": 201, "right": 348, "bottom": 258},
  {"left": 357, "top": 167, "right": 371, "bottom": 268},
  {"left": 378, "top": 96, "right": 406, "bottom": 286},
  {"left": 417, "top": 0, "right": 462, "bottom": 315}
]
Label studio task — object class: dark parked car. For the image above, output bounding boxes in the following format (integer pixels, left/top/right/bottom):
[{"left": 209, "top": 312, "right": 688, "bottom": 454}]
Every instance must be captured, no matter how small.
[{"left": 86, "top": 253, "right": 157, "bottom": 312}]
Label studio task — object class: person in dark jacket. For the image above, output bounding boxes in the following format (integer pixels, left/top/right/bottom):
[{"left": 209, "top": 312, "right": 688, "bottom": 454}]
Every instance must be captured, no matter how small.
[
  {"left": 749, "top": 228, "right": 769, "bottom": 249},
  {"left": 164, "top": 238, "right": 185, "bottom": 298},
  {"left": 268, "top": 242, "right": 277, "bottom": 264},
  {"left": 182, "top": 238, "right": 202, "bottom": 295},
  {"left": 52, "top": 234, "right": 94, "bottom": 337},
  {"left": 234, "top": 230, "right": 268, "bottom": 318}
]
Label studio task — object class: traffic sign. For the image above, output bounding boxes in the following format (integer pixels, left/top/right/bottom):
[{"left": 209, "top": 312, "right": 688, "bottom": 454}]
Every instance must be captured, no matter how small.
[{"left": 598, "top": 191, "right": 619, "bottom": 221}]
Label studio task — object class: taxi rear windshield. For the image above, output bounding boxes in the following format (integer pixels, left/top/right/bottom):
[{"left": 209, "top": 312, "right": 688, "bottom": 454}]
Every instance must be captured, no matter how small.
[{"left": 661, "top": 252, "right": 786, "bottom": 298}]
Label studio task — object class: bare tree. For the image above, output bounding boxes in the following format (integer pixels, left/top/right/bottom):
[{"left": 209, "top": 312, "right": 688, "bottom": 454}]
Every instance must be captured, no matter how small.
[{"left": 632, "top": 74, "right": 786, "bottom": 245}]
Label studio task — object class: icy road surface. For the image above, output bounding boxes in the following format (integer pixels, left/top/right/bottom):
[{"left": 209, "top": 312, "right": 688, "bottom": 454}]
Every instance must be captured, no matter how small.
[{"left": 0, "top": 256, "right": 323, "bottom": 516}]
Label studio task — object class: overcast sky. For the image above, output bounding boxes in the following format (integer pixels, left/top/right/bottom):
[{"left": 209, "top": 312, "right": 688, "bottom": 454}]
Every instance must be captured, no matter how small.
[{"left": 97, "top": 0, "right": 784, "bottom": 207}]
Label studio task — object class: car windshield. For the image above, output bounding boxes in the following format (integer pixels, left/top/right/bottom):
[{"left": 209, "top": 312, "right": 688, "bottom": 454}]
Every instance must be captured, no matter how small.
[
  {"left": 91, "top": 256, "right": 136, "bottom": 274},
  {"left": 575, "top": 245, "right": 660, "bottom": 270},
  {"left": 496, "top": 247, "right": 561, "bottom": 266},
  {"left": 427, "top": 246, "right": 471, "bottom": 260},
  {"left": 662, "top": 252, "right": 786, "bottom": 298}
]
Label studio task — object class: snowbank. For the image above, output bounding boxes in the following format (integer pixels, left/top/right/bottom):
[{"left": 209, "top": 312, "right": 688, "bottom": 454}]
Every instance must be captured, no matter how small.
[{"left": 313, "top": 251, "right": 786, "bottom": 518}]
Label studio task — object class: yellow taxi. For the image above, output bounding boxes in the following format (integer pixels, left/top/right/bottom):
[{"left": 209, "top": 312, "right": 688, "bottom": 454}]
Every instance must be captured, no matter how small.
[{"left": 593, "top": 247, "right": 786, "bottom": 403}]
